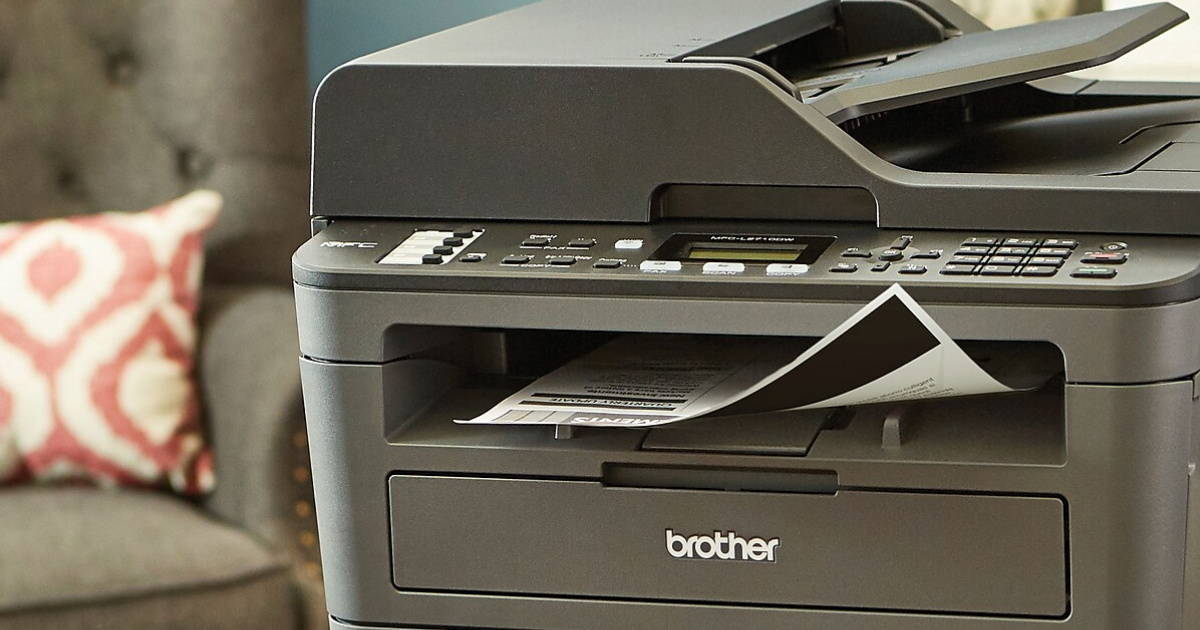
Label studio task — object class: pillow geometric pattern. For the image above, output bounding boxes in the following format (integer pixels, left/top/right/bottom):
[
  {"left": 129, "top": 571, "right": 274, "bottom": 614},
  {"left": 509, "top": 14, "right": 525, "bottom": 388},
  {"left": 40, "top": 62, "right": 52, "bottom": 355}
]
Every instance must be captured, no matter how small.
[{"left": 0, "top": 191, "right": 221, "bottom": 495}]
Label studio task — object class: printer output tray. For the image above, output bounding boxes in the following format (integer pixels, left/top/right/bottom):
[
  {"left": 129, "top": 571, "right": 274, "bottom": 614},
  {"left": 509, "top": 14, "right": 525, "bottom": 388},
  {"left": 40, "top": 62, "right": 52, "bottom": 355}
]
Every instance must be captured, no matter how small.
[{"left": 811, "top": 3, "right": 1187, "bottom": 123}]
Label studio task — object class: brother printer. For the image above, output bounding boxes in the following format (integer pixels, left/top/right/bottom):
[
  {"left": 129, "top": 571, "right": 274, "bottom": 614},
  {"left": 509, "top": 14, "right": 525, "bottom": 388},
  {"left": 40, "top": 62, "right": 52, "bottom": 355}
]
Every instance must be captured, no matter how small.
[{"left": 294, "top": 1, "right": 1200, "bottom": 628}]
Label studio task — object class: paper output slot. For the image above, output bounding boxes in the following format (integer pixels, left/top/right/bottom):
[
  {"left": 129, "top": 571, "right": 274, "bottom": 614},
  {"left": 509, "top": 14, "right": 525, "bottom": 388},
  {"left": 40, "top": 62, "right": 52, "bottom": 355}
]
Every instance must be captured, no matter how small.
[
  {"left": 454, "top": 286, "right": 1061, "bottom": 428},
  {"left": 604, "top": 464, "right": 838, "bottom": 495}
]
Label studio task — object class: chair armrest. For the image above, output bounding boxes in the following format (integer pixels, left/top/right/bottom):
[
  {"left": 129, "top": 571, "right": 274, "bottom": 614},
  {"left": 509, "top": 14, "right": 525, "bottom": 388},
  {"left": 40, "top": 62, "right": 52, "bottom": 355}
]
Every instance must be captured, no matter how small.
[
  {"left": 198, "top": 283, "right": 305, "bottom": 541},
  {"left": 196, "top": 283, "right": 325, "bottom": 626}
]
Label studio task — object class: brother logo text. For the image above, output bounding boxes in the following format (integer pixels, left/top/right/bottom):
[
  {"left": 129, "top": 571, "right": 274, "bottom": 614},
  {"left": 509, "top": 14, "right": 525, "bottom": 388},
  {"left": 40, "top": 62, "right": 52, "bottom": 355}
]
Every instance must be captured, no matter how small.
[{"left": 665, "top": 529, "right": 780, "bottom": 562}]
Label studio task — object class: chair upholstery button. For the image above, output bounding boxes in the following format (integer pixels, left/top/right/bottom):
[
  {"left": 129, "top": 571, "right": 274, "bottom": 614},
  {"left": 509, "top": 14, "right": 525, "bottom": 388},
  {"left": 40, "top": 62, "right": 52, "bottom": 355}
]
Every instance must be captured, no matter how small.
[
  {"left": 106, "top": 53, "right": 137, "bottom": 86},
  {"left": 57, "top": 167, "right": 84, "bottom": 196},
  {"left": 177, "top": 147, "right": 213, "bottom": 180}
]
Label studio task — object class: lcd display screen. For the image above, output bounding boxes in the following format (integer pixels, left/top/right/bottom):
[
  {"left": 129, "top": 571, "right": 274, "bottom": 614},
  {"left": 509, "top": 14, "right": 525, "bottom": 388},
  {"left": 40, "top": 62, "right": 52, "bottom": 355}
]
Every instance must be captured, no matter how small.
[
  {"left": 685, "top": 247, "right": 804, "bottom": 262},
  {"left": 650, "top": 233, "right": 836, "bottom": 266}
]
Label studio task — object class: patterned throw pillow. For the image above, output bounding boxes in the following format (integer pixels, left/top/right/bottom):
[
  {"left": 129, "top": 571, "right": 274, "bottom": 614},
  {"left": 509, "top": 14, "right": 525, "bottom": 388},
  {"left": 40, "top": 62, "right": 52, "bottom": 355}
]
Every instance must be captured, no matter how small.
[{"left": 0, "top": 191, "right": 221, "bottom": 495}]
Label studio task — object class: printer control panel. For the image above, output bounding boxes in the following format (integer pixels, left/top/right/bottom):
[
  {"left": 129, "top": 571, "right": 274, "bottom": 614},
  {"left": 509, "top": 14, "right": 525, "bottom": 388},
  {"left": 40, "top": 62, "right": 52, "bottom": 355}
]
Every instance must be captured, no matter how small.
[
  {"left": 294, "top": 220, "right": 1200, "bottom": 305},
  {"left": 373, "top": 226, "right": 1135, "bottom": 281}
]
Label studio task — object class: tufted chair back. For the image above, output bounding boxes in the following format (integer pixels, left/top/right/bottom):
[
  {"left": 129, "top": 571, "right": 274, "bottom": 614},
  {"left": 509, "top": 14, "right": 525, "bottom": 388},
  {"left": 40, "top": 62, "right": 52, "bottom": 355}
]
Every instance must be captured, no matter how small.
[{"left": 0, "top": 0, "right": 310, "bottom": 285}]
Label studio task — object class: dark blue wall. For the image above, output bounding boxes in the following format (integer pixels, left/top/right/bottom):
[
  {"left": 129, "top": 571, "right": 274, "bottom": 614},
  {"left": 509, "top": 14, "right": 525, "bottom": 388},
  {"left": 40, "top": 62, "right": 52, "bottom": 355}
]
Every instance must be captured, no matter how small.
[{"left": 307, "top": 0, "right": 538, "bottom": 92}]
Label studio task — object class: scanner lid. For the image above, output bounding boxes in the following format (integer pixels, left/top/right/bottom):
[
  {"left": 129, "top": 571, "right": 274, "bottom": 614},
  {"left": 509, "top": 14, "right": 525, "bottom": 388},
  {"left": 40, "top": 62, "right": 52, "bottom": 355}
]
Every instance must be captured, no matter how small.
[{"left": 811, "top": 3, "right": 1187, "bottom": 124}]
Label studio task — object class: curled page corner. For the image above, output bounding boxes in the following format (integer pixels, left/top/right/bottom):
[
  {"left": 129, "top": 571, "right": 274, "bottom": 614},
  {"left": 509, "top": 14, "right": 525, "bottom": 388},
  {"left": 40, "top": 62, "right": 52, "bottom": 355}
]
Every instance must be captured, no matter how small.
[{"left": 458, "top": 284, "right": 1034, "bottom": 427}]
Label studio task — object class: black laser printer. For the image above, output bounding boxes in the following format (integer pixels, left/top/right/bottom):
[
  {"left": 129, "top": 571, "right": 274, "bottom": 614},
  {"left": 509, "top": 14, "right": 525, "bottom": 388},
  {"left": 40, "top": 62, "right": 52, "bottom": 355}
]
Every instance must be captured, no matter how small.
[{"left": 294, "top": 1, "right": 1200, "bottom": 628}]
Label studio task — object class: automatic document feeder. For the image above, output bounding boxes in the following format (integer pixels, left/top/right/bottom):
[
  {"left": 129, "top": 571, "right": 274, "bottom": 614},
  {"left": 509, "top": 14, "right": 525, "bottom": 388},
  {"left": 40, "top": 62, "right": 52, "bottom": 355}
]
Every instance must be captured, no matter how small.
[{"left": 294, "top": 1, "right": 1200, "bottom": 628}]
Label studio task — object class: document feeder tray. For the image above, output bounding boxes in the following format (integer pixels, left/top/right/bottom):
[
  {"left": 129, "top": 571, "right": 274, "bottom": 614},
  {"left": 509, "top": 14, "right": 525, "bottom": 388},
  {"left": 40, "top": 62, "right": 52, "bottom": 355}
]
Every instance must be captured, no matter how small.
[{"left": 805, "top": 4, "right": 1184, "bottom": 122}]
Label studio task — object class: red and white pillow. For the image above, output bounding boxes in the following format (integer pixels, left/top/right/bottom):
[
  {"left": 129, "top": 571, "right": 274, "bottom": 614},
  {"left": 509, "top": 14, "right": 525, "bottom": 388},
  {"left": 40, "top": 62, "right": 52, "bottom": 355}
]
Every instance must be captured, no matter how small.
[{"left": 0, "top": 191, "right": 221, "bottom": 495}]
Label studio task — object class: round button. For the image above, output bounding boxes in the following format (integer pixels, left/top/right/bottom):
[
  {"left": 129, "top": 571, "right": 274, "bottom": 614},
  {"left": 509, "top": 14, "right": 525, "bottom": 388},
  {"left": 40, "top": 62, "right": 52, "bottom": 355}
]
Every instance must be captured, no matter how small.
[
  {"left": 878, "top": 249, "right": 904, "bottom": 261},
  {"left": 1101, "top": 241, "right": 1128, "bottom": 251}
]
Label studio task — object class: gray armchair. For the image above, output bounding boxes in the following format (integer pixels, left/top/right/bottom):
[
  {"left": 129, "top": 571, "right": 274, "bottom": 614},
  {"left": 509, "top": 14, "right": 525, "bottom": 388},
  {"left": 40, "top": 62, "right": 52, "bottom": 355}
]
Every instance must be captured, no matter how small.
[{"left": 0, "top": 1, "right": 320, "bottom": 629}]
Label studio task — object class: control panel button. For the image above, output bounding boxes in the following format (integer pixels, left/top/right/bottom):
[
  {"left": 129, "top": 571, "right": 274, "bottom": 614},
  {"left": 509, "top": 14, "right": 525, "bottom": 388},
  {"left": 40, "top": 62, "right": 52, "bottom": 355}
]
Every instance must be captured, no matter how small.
[
  {"left": 841, "top": 247, "right": 872, "bottom": 258},
  {"left": 962, "top": 237, "right": 998, "bottom": 246},
  {"left": 404, "top": 234, "right": 445, "bottom": 245},
  {"left": 1101, "top": 241, "right": 1128, "bottom": 251},
  {"left": 956, "top": 245, "right": 992, "bottom": 255},
  {"left": 1004, "top": 238, "right": 1040, "bottom": 247},
  {"left": 871, "top": 262, "right": 891, "bottom": 272},
  {"left": 909, "top": 250, "right": 942, "bottom": 260},
  {"left": 702, "top": 262, "right": 746, "bottom": 274},
  {"left": 1027, "top": 256, "right": 1064, "bottom": 267},
  {"left": 994, "top": 246, "right": 1031, "bottom": 256},
  {"left": 391, "top": 244, "right": 438, "bottom": 254},
  {"left": 640, "top": 260, "right": 682, "bottom": 272},
  {"left": 877, "top": 249, "right": 904, "bottom": 261},
  {"left": 452, "top": 228, "right": 477, "bottom": 238},
  {"left": 951, "top": 254, "right": 983, "bottom": 264},
  {"left": 980, "top": 264, "right": 1016, "bottom": 276},
  {"left": 459, "top": 253, "right": 484, "bottom": 263},
  {"left": 1043, "top": 239, "right": 1078, "bottom": 249},
  {"left": 502, "top": 255, "right": 532, "bottom": 265},
  {"left": 567, "top": 238, "right": 597, "bottom": 249},
  {"left": 379, "top": 255, "right": 423, "bottom": 265},
  {"left": 1079, "top": 251, "right": 1128, "bottom": 264},
  {"left": 593, "top": 259, "right": 623, "bottom": 269},
  {"left": 898, "top": 264, "right": 927, "bottom": 275},
  {"left": 940, "top": 264, "right": 976, "bottom": 275},
  {"left": 442, "top": 236, "right": 464, "bottom": 247},
  {"left": 766, "top": 263, "right": 809, "bottom": 276},
  {"left": 1020, "top": 266, "right": 1058, "bottom": 277},
  {"left": 421, "top": 254, "right": 443, "bottom": 265},
  {"left": 547, "top": 256, "right": 577, "bottom": 266},
  {"left": 522, "top": 237, "right": 551, "bottom": 247},
  {"left": 615, "top": 239, "right": 643, "bottom": 249},
  {"left": 890, "top": 235, "right": 913, "bottom": 250},
  {"left": 1035, "top": 247, "right": 1072, "bottom": 258},
  {"left": 987, "top": 255, "right": 1023, "bottom": 265},
  {"left": 432, "top": 245, "right": 454, "bottom": 255},
  {"left": 1071, "top": 267, "right": 1118, "bottom": 279},
  {"left": 830, "top": 262, "right": 859, "bottom": 273}
]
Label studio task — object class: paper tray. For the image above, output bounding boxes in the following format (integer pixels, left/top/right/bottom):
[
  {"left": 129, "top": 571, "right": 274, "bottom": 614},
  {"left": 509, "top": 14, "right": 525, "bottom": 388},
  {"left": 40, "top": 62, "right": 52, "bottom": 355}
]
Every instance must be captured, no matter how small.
[{"left": 389, "top": 474, "right": 1069, "bottom": 616}]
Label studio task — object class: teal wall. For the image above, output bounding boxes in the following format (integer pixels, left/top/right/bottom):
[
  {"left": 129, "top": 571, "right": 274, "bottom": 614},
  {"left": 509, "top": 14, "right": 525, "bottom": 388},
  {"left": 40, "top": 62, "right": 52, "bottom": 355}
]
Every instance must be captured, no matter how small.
[{"left": 307, "top": 0, "right": 538, "bottom": 92}]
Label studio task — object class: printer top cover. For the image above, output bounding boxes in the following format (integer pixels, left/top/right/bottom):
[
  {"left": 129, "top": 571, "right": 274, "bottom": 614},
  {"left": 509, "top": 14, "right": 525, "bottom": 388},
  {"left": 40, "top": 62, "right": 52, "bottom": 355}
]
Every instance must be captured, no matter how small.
[{"left": 311, "top": 0, "right": 1200, "bottom": 235}]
